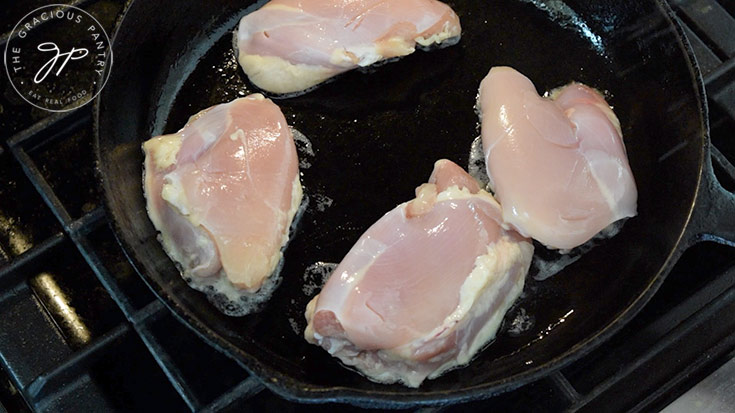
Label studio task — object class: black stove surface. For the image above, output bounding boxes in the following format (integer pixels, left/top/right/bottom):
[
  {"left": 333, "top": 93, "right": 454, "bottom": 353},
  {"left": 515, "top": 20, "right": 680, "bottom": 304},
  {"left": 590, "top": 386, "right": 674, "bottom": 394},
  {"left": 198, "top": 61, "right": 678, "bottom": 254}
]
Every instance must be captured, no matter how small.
[{"left": 1, "top": 1, "right": 734, "bottom": 412}]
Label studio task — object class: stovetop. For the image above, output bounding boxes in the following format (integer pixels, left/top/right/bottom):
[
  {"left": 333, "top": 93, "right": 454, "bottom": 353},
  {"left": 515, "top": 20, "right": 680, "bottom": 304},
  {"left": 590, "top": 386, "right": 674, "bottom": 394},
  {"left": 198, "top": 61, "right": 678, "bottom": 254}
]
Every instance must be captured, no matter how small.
[{"left": 1, "top": 1, "right": 734, "bottom": 412}]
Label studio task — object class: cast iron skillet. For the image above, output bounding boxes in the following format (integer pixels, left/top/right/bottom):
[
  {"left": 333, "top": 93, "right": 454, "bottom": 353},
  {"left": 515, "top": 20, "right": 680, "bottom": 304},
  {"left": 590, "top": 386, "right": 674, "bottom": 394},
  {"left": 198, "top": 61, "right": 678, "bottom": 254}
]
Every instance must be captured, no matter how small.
[{"left": 95, "top": 0, "right": 735, "bottom": 407}]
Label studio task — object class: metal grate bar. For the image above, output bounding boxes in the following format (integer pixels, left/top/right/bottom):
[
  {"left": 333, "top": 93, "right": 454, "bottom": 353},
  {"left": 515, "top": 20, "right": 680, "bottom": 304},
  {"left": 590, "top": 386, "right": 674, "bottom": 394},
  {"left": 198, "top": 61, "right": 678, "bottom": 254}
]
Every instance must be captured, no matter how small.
[
  {"left": 680, "top": 23, "right": 723, "bottom": 75},
  {"left": 70, "top": 235, "right": 204, "bottom": 411},
  {"left": 8, "top": 147, "right": 73, "bottom": 226},
  {"left": 672, "top": 0, "right": 735, "bottom": 59},
  {"left": 630, "top": 330, "right": 735, "bottom": 412},
  {"left": 135, "top": 324, "right": 203, "bottom": 412},
  {"left": 571, "top": 269, "right": 735, "bottom": 410},
  {"left": 705, "top": 57, "right": 735, "bottom": 119},
  {"left": 25, "top": 323, "right": 129, "bottom": 405},
  {"left": 128, "top": 303, "right": 206, "bottom": 412},
  {"left": 574, "top": 286, "right": 735, "bottom": 412},
  {"left": 198, "top": 377, "right": 264, "bottom": 413},
  {"left": 71, "top": 234, "right": 145, "bottom": 323},
  {"left": 68, "top": 207, "right": 106, "bottom": 237},
  {"left": 712, "top": 145, "right": 735, "bottom": 184},
  {"left": 6, "top": 110, "right": 88, "bottom": 152},
  {"left": 704, "top": 56, "right": 735, "bottom": 86},
  {"left": 130, "top": 300, "right": 166, "bottom": 326},
  {"left": 6, "top": 114, "right": 211, "bottom": 411},
  {"left": 549, "top": 371, "right": 582, "bottom": 404},
  {"left": 62, "top": 229, "right": 205, "bottom": 411},
  {"left": 0, "top": 233, "right": 64, "bottom": 290}
]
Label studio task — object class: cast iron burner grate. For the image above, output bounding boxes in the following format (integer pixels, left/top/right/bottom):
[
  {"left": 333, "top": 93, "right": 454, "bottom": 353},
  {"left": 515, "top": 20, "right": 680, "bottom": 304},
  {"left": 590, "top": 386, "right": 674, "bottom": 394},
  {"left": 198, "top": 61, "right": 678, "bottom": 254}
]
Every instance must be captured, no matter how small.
[{"left": 1, "top": 0, "right": 734, "bottom": 411}]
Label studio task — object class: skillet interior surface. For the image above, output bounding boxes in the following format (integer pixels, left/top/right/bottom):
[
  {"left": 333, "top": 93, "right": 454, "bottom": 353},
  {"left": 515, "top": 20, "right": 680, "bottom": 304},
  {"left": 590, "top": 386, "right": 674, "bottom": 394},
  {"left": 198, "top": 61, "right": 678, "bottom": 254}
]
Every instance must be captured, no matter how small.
[{"left": 96, "top": 0, "right": 707, "bottom": 404}]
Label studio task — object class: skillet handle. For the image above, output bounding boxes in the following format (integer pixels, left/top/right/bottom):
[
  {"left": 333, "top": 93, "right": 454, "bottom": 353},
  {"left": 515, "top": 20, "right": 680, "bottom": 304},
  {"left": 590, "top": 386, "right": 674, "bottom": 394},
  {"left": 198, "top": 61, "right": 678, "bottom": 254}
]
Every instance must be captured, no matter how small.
[{"left": 687, "top": 146, "right": 735, "bottom": 247}]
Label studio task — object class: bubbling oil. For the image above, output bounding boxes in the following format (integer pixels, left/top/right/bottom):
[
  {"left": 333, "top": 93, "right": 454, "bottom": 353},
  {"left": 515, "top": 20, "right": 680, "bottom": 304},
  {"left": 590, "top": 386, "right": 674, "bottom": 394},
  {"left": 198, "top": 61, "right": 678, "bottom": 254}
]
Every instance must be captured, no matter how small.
[
  {"left": 467, "top": 135, "right": 492, "bottom": 192},
  {"left": 302, "top": 262, "right": 338, "bottom": 296},
  {"left": 506, "top": 307, "right": 536, "bottom": 337},
  {"left": 290, "top": 127, "right": 315, "bottom": 169},
  {"left": 286, "top": 262, "right": 338, "bottom": 335}
]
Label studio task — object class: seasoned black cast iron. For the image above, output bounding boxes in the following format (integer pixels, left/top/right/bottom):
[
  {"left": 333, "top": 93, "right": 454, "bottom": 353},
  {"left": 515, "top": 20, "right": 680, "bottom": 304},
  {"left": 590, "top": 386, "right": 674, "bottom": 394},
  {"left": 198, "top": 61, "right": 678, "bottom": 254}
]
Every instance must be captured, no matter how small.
[{"left": 95, "top": 0, "right": 735, "bottom": 406}]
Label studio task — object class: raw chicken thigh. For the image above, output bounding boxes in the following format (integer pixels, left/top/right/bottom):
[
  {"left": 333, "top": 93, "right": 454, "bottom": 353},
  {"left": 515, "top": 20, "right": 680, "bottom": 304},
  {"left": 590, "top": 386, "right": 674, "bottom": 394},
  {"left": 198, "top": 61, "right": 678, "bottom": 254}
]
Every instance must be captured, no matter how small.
[
  {"left": 143, "top": 94, "right": 302, "bottom": 315},
  {"left": 305, "top": 160, "right": 533, "bottom": 387},
  {"left": 478, "top": 66, "right": 637, "bottom": 250},
  {"left": 234, "top": 0, "right": 461, "bottom": 94}
]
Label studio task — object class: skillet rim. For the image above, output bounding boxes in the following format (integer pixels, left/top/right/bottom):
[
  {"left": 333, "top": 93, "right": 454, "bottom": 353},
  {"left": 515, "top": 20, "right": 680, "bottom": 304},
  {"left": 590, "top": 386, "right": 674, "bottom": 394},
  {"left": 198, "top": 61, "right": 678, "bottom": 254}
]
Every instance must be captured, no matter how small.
[{"left": 93, "top": 0, "right": 710, "bottom": 405}]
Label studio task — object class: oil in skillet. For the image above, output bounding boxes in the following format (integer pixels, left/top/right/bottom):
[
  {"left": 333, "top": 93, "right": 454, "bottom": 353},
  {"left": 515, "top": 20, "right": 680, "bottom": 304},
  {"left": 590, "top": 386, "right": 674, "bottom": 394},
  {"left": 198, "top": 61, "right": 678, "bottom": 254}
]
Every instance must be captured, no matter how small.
[{"left": 159, "top": 0, "right": 616, "bottom": 377}]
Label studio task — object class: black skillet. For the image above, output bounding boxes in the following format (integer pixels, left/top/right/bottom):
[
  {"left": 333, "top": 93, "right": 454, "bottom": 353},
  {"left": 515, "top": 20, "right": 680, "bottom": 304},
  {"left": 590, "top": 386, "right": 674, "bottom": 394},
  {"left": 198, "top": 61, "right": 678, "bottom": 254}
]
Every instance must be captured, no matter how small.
[{"left": 95, "top": 0, "right": 735, "bottom": 407}]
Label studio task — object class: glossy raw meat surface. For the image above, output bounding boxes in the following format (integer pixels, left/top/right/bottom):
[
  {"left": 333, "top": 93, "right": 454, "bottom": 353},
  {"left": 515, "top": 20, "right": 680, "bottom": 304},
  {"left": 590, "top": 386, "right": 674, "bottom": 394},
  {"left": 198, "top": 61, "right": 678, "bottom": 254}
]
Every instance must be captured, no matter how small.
[
  {"left": 305, "top": 160, "right": 533, "bottom": 387},
  {"left": 143, "top": 94, "right": 302, "bottom": 315},
  {"left": 234, "top": 0, "right": 461, "bottom": 94},
  {"left": 479, "top": 66, "right": 637, "bottom": 250}
]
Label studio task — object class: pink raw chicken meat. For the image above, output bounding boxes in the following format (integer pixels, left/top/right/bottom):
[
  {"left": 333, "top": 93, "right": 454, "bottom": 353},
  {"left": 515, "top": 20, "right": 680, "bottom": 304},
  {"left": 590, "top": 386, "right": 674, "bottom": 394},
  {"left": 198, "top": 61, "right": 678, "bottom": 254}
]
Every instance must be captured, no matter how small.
[
  {"left": 143, "top": 94, "right": 302, "bottom": 316},
  {"left": 234, "top": 0, "right": 461, "bottom": 94},
  {"left": 478, "top": 66, "right": 638, "bottom": 250},
  {"left": 304, "top": 160, "right": 533, "bottom": 387}
]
